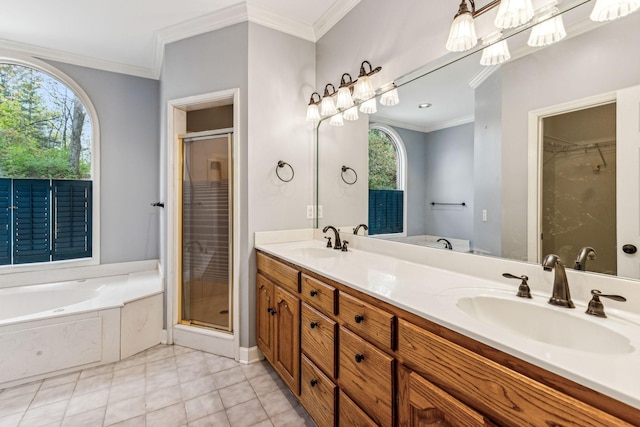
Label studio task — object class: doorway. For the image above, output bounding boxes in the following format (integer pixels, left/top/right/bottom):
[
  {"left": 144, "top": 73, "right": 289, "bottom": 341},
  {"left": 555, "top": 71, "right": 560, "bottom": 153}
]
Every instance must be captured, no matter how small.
[{"left": 541, "top": 103, "right": 616, "bottom": 275}]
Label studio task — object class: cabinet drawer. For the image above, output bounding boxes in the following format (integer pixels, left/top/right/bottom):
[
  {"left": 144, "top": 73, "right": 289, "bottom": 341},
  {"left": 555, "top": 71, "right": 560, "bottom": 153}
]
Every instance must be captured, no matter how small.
[
  {"left": 397, "top": 319, "right": 632, "bottom": 427},
  {"left": 300, "top": 355, "right": 337, "bottom": 427},
  {"left": 257, "top": 252, "right": 299, "bottom": 294},
  {"left": 338, "top": 390, "right": 378, "bottom": 427},
  {"left": 339, "top": 291, "right": 395, "bottom": 350},
  {"left": 301, "top": 274, "right": 337, "bottom": 315},
  {"left": 301, "top": 303, "right": 336, "bottom": 379},
  {"left": 339, "top": 326, "right": 393, "bottom": 427}
]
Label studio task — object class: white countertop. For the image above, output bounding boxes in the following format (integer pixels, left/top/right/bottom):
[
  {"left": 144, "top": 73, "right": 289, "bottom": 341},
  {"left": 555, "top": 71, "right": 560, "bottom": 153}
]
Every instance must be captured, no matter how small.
[{"left": 256, "top": 237, "right": 640, "bottom": 410}]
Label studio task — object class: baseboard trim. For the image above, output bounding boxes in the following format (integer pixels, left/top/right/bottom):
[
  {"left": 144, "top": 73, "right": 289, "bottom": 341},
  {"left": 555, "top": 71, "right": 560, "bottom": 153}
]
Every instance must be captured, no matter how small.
[{"left": 238, "top": 346, "right": 263, "bottom": 364}]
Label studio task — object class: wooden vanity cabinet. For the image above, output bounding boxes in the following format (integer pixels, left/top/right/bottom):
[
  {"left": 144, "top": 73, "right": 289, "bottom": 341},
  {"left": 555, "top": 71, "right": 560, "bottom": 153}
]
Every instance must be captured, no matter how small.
[
  {"left": 256, "top": 251, "right": 639, "bottom": 427},
  {"left": 256, "top": 253, "right": 300, "bottom": 395}
]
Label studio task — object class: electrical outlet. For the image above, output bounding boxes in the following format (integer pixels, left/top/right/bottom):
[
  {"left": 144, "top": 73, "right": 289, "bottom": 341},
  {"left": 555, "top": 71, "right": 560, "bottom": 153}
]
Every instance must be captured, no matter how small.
[
  {"left": 317, "top": 205, "right": 323, "bottom": 218},
  {"left": 306, "top": 205, "right": 314, "bottom": 219},
  {"left": 482, "top": 209, "right": 488, "bottom": 222}
]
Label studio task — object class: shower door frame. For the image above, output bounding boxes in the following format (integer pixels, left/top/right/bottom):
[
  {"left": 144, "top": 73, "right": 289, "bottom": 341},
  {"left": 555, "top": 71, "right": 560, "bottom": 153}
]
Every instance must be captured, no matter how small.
[{"left": 166, "top": 89, "right": 241, "bottom": 360}]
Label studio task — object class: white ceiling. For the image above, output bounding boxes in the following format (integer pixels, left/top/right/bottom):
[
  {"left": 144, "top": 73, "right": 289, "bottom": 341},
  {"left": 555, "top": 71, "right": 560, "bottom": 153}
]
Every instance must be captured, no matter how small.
[{"left": 0, "top": 0, "right": 359, "bottom": 79}]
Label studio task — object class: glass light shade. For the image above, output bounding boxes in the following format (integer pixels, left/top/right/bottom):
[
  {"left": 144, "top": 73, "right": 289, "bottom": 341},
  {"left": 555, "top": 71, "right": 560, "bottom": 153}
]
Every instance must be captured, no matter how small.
[
  {"left": 590, "top": 0, "right": 640, "bottom": 21},
  {"left": 446, "top": 12, "right": 477, "bottom": 52},
  {"left": 353, "top": 75, "right": 374, "bottom": 101},
  {"left": 359, "top": 98, "right": 377, "bottom": 114},
  {"left": 380, "top": 84, "right": 400, "bottom": 106},
  {"left": 306, "top": 103, "right": 320, "bottom": 122},
  {"left": 320, "top": 95, "right": 337, "bottom": 116},
  {"left": 336, "top": 86, "right": 354, "bottom": 110},
  {"left": 343, "top": 106, "right": 359, "bottom": 121},
  {"left": 480, "top": 40, "right": 511, "bottom": 66},
  {"left": 494, "top": 0, "right": 535, "bottom": 29},
  {"left": 329, "top": 113, "right": 344, "bottom": 126},
  {"left": 528, "top": 10, "right": 566, "bottom": 47}
]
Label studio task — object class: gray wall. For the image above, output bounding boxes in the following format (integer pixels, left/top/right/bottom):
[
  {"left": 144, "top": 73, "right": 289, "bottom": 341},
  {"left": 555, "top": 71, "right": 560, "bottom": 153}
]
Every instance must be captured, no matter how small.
[
  {"left": 160, "top": 22, "right": 315, "bottom": 349},
  {"left": 501, "top": 12, "right": 640, "bottom": 259},
  {"left": 424, "top": 123, "right": 474, "bottom": 240},
  {"left": 47, "top": 60, "right": 160, "bottom": 264},
  {"left": 474, "top": 71, "right": 502, "bottom": 256}
]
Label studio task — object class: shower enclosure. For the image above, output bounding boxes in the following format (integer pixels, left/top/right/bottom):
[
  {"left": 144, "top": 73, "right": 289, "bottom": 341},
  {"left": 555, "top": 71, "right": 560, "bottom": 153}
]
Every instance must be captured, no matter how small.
[{"left": 180, "top": 130, "right": 233, "bottom": 332}]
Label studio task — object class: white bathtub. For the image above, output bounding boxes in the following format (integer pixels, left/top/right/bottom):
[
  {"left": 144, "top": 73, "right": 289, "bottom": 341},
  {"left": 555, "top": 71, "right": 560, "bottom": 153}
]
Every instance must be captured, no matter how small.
[{"left": 0, "top": 268, "right": 163, "bottom": 388}]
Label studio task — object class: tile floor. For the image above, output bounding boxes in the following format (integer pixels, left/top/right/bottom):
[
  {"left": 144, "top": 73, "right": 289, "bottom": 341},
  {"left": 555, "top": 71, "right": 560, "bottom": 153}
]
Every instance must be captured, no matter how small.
[{"left": 0, "top": 345, "right": 316, "bottom": 427}]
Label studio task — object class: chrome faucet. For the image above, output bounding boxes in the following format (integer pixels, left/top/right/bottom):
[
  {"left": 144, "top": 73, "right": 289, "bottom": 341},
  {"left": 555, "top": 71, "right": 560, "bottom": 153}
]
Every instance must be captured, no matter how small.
[
  {"left": 353, "top": 224, "right": 368, "bottom": 235},
  {"left": 574, "top": 246, "right": 597, "bottom": 271},
  {"left": 542, "top": 254, "right": 575, "bottom": 308},
  {"left": 322, "top": 225, "right": 342, "bottom": 250},
  {"left": 437, "top": 238, "right": 452, "bottom": 250}
]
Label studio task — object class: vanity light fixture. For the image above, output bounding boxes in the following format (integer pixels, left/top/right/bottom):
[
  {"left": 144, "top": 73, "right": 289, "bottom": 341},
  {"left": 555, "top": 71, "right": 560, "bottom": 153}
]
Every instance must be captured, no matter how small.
[
  {"left": 494, "top": 0, "right": 535, "bottom": 29},
  {"left": 359, "top": 98, "right": 378, "bottom": 114},
  {"left": 379, "top": 82, "right": 400, "bottom": 106},
  {"left": 336, "top": 73, "right": 355, "bottom": 110},
  {"left": 528, "top": 2, "right": 566, "bottom": 47},
  {"left": 343, "top": 105, "right": 359, "bottom": 121},
  {"left": 330, "top": 112, "right": 345, "bottom": 126},
  {"left": 480, "top": 31, "right": 511, "bottom": 65},
  {"left": 320, "top": 84, "right": 338, "bottom": 116},
  {"left": 590, "top": 0, "right": 640, "bottom": 21},
  {"left": 305, "top": 92, "right": 321, "bottom": 123},
  {"left": 446, "top": 0, "right": 478, "bottom": 52}
]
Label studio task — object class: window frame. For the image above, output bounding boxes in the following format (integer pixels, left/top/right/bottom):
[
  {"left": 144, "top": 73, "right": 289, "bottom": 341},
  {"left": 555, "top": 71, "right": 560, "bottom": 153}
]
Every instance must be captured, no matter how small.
[
  {"left": 0, "top": 51, "right": 100, "bottom": 275},
  {"left": 368, "top": 123, "right": 408, "bottom": 237}
]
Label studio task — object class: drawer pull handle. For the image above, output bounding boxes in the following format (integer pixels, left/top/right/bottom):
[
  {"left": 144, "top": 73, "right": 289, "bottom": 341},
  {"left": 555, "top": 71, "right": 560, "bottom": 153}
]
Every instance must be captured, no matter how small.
[
  {"left": 355, "top": 354, "right": 365, "bottom": 363},
  {"left": 310, "top": 321, "right": 318, "bottom": 329},
  {"left": 310, "top": 379, "right": 318, "bottom": 387},
  {"left": 354, "top": 314, "right": 364, "bottom": 323},
  {"left": 310, "top": 290, "right": 318, "bottom": 297},
  {"left": 267, "top": 307, "right": 273, "bottom": 313},
  {"left": 271, "top": 310, "right": 277, "bottom": 316}
]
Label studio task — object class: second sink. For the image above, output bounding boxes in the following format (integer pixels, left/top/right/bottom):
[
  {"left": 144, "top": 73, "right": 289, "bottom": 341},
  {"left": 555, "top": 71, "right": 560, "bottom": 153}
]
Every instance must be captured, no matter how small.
[{"left": 456, "top": 295, "right": 633, "bottom": 355}]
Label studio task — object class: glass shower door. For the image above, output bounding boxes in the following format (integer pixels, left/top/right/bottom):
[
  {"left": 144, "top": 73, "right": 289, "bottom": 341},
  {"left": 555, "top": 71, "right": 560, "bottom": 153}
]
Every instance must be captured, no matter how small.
[{"left": 181, "top": 132, "right": 233, "bottom": 332}]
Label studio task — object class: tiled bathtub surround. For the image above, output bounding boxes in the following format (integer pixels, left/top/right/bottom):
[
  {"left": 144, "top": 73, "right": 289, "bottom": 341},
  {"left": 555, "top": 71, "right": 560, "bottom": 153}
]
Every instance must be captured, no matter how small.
[{"left": 0, "top": 345, "right": 315, "bottom": 427}]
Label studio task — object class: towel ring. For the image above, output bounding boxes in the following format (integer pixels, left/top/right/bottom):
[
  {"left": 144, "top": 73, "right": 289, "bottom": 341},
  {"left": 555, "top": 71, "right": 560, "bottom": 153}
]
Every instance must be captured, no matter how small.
[
  {"left": 276, "top": 160, "right": 294, "bottom": 182},
  {"left": 341, "top": 165, "right": 357, "bottom": 185}
]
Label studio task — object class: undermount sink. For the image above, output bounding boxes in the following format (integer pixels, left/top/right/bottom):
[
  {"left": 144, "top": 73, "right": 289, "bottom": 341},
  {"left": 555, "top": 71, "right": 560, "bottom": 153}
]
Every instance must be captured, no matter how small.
[
  {"left": 286, "top": 247, "right": 340, "bottom": 259},
  {"left": 457, "top": 295, "right": 634, "bottom": 354}
]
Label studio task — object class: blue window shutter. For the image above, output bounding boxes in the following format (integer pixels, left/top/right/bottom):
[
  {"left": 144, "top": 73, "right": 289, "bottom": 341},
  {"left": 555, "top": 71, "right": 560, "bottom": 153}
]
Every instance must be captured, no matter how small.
[
  {"left": 368, "top": 189, "right": 404, "bottom": 235},
  {"left": 52, "top": 180, "right": 92, "bottom": 261},
  {"left": 13, "top": 179, "right": 51, "bottom": 264},
  {"left": 0, "top": 179, "right": 11, "bottom": 265}
]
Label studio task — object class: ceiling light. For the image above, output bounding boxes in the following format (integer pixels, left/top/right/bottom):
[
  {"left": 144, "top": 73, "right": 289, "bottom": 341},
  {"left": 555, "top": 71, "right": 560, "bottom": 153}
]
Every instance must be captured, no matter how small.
[
  {"left": 480, "top": 31, "right": 511, "bottom": 65},
  {"left": 528, "top": 4, "right": 566, "bottom": 47},
  {"left": 590, "top": 0, "right": 640, "bottom": 21},
  {"left": 320, "top": 84, "right": 337, "bottom": 116},
  {"left": 379, "top": 82, "right": 400, "bottom": 106},
  {"left": 336, "top": 73, "right": 355, "bottom": 110},
  {"left": 446, "top": 1, "right": 478, "bottom": 52},
  {"left": 353, "top": 61, "right": 380, "bottom": 101},
  {"left": 418, "top": 103, "right": 432, "bottom": 109},
  {"left": 494, "top": 0, "right": 535, "bottom": 29},
  {"left": 305, "top": 92, "right": 321, "bottom": 123}
]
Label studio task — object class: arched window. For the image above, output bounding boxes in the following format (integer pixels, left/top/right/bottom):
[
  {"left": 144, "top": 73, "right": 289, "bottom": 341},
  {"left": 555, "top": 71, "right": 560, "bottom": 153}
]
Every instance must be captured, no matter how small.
[
  {"left": 368, "top": 124, "right": 406, "bottom": 236},
  {"left": 0, "top": 56, "right": 98, "bottom": 267}
]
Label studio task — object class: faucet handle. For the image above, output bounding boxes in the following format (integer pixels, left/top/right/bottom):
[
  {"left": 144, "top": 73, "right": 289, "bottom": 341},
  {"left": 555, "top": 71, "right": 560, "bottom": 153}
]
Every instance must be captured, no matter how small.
[
  {"left": 325, "top": 236, "right": 332, "bottom": 248},
  {"left": 586, "top": 289, "right": 626, "bottom": 318},
  {"left": 502, "top": 273, "right": 532, "bottom": 299},
  {"left": 341, "top": 241, "right": 349, "bottom": 252}
]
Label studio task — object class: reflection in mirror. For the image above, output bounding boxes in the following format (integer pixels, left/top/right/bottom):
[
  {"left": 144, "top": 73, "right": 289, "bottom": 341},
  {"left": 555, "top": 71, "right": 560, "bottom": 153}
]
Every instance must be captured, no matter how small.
[{"left": 316, "top": 1, "right": 640, "bottom": 280}]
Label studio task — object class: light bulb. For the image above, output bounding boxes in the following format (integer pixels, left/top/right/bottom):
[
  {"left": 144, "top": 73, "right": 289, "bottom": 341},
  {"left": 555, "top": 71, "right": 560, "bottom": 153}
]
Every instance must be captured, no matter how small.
[
  {"left": 446, "top": 6, "right": 477, "bottom": 52},
  {"left": 353, "top": 75, "right": 374, "bottom": 101},
  {"left": 320, "top": 95, "right": 337, "bottom": 116},
  {"left": 306, "top": 103, "right": 320, "bottom": 123},
  {"left": 336, "top": 86, "right": 354, "bottom": 110}
]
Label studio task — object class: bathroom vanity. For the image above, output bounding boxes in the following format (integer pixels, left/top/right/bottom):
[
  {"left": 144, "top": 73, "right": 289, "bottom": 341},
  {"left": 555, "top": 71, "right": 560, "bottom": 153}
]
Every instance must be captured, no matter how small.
[{"left": 255, "top": 235, "right": 640, "bottom": 427}]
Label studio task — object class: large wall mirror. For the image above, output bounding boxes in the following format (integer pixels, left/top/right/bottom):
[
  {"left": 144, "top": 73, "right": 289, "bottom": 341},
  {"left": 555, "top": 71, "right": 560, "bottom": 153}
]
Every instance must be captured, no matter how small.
[{"left": 316, "top": 0, "right": 640, "bottom": 280}]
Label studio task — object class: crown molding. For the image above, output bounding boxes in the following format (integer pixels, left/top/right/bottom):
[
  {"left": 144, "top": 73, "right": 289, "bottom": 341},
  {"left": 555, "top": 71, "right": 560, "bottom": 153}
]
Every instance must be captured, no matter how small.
[
  {"left": 468, "top": 64, "right": 500, "bottom": 88},
  {"left": 0, "top": 38, "right": 157, "bottom": 80},
  {"left": 314, "top": 0, "right": 361, "bottom": 40},
  {"left": 246, "top": 2, "right": 315, "bottom": 41},
  {"left": 423, "top": 115, "right": 475, "bottom": 133},
  {"left": 373, "top": 114, "right": 475, "bottom": 134}
]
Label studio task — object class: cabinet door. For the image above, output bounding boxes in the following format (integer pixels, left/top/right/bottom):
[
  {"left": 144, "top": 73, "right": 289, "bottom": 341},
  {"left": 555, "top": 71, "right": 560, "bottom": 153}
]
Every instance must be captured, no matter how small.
[
  {"left": 273, "top": 286, "right": 301, "bottom": 395},
  {"left": 256, "top": 274, "right": 274, "bottom": 362},
  {"left": 398, "top": 365, "right": 495, "bottom": 427}
]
